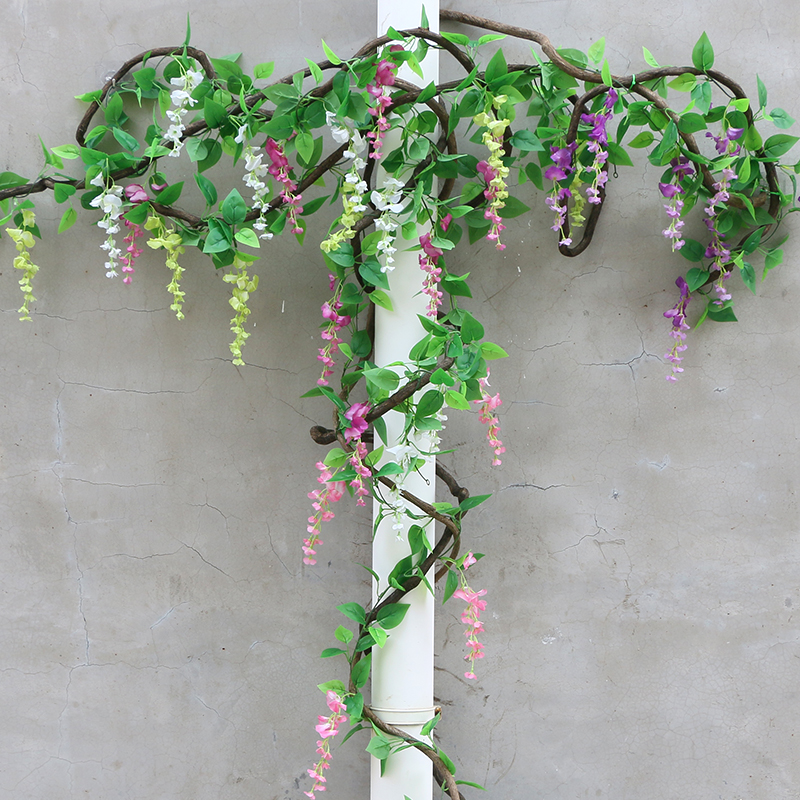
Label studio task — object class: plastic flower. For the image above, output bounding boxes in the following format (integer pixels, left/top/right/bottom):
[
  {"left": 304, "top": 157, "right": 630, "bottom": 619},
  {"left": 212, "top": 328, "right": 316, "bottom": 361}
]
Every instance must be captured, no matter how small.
[
  {"left": 474, "top": 107, "right": 510, "bottom": 250},
  {"left": 659, "top": 157, "right": 695, "bottom": 252},
  {"left": 317, "top": 280, "right": 352, "bottom": 385},
  {"left": 304, "top": 461, "right": 346, "bottom": 565},
  {"left": 265, "top": 138, "right": 304, "bottom": 234},
  {"left": 304, "top": 690, "right": 348, "bottom": 798},
  {"left": 663, "top": 275, "right": 691, "bottom": 382},
  {"left": 454, "top": 554, "right": 487, "bottom": 680},
  {"left": 343, "top": 401, "right": 370, "bottom": 441},
  {"left": 6, "top": 208, "right": 39, "bottom": 320},
  {"left": 418, "top": 232, "right": 444, "bottom": 317},
  {"left": 473, "top": 368, "right": 504, "bottom": 465},
  {"left": 366, "top": 47, "right": 400, "bottom": 160},
  {"left": 164, "top": 68, "right": 203, "bottom": 157},
  {"left": 580, "top": 88, "right": 616, "bottom": 205},
  {"left": 89, "top": 173, "right": 125, "bottom": 278}
]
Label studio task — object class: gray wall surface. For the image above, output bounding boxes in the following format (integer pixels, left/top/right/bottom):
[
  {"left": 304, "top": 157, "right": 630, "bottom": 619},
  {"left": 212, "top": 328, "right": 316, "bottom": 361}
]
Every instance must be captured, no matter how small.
[{"left": 2, "top": 1, "right": 799, "bottom": 798}]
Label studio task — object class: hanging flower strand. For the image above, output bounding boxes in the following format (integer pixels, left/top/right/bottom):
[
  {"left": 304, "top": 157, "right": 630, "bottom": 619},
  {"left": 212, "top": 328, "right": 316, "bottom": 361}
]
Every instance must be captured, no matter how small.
[
  {"left": 663, "top": 275, "right": 691, "bottom": 382},
  {"left": 366, "top": 47, "right": 401, "bottom": 161},
  {"left": 474, "top": 367, "right": 504, "bottom": 465},
  {"left": 265, "top": 138, "right": 304, "bottom": 234},
  {"left": 474, "top": 100, "right": 511, "bottom": 250},
  {"left": 304, "top": 461, "right": 346, "bottom": 565},
  {"left": 545, "top": 142, "right": 578, "bottom": 246},
  {"left": 454, "top": 552, "right": 487, "bottom": 680},
  {"left": 344, "top": 402, "right": 372, "bottom": 507},
  {"left": 304, "top": 690, "right": 348, "bottom": 799},
  {"left": 581, "top": 88, "right": 617, "bottom": 205},
  {"left": 317, "top": 275, "right": 351, "bottom": 386},
  {"left": 6, "top": 208, "right": 39, "bottom": 321},
  {"left": 164, "top": 67, "right": 204, "bottom": 158}
]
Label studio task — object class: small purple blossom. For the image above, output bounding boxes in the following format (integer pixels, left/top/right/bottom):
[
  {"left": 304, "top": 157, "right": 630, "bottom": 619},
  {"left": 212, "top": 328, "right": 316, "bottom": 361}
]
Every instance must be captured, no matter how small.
[{"left": 664, "top": 276, "right": 691, "bottom": 382}]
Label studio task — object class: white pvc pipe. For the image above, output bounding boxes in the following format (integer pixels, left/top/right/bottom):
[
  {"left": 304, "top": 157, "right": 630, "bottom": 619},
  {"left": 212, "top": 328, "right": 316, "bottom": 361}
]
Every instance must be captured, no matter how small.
[{"left": 371, "top": 2, "right": 439, "bottom": 800}]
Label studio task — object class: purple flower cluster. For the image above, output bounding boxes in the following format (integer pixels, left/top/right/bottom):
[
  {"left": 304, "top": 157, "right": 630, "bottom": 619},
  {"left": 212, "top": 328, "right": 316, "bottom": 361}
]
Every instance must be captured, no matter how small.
[
  {"left": 580, "top": 88, "right": 617, "bottom": 204},
  {"left": 704, "top": 166, "right": 738, "bottom": 304},
  {"left": 706, "top": 125, "right": 744, "bottom": 156},
  {"left": 663, "top": 275, "right": 691, "bottom": 382},
  {"left": 659, "top": 156, "right": 695, "bottom": 252},
  {"left": 544, "top": 142, "right": 577, "bottom": 246}
]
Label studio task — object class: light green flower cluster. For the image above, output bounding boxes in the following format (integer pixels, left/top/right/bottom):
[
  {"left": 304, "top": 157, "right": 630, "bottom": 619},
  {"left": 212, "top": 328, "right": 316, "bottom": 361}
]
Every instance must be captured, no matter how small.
[
  {"left": 223, "top": 254, "right": 259, "bottom": 366},
  {"left": 145, "top": 215, "right": 187, "bottom": 320},
  {"left": 473, "top": 102, "right": 511, "bottom": 249},
  {"left": 6, "top": 209, "right": 39, "bottom": 321}
]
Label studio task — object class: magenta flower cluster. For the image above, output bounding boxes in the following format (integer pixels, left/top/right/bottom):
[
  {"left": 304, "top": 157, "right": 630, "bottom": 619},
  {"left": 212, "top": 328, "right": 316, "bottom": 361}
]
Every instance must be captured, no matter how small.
[
  {"left": 304, "top": 690, "right": 348, "bottom": 798},
  {"left": 663, "top": 275, "right": 691, "bottom": 382},
  {"left": 304, "top": 461, "right": 346, "bottom": 565},
  {"left": 474, "top": 368, "right": 504, "bottom": 465},
  {"left": 344, "top": 402, "right": 372, "bottom": 506},
  {"left": 418, "top": 232, "right": 444, "bottom": 318},
  {"left": 476, "top": 159, "right": 507, "bottom": 250},
  {"left": 580, "top": 88, "right": 617, "bottom": 204},
  {"left": 659, "top": 157, "right": 695, "bottom": 252},
  {"left": 120, "top": 184, "right": 149, "bottom": 284},
  {"left": 454, "top": 553, "right": 487, "bottom": 680},
  {"left": 366, "top": 47, "right": 400, "bottom": 161},
  {"left": 265, "top": 138, "right": 304, "bottom": 233},
  {"left": 317, "top": 276, "right": 351, "bottom": 386}
]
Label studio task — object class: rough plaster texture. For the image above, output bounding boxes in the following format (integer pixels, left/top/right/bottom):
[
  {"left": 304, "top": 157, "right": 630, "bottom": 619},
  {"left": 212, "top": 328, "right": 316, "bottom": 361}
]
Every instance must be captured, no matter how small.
[{"left": 2, "top": 1, "right": 799, "bottom": 798}]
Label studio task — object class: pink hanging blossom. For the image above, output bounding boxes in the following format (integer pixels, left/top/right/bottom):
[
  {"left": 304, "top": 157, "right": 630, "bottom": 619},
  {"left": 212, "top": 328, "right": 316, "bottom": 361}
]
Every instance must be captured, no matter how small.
[
  {"left": 366, "top": 48, "right": 400, "bottom": 161},
  {"left": 343, "top": 401, "right": 370, "bottom": 441},
  {"left": 317, "top": 277, "right": 352, "bottom": 386},
  {"left": 663, "top": 275, "right": 691, "bottom": 382},
  {"left": 418, "top": 232, "right": 444, "bottom": 318},
  {"left": 265, "top": 138, "right": 304, "bottom": 234},
  {"left": 304, "top": 461, "right": 346, "bottom": 565},
  {"left": 454, "top": 553, "right": 487, "bottom": 680},
  {"left": 304, "top": 690, "right": 348, "bottom": 798},
  {"left": 474, "top": 368, "right": 504, "bottom": 465},
  {"left": 347, "top": 440, "right": 372, "bottom": 507}
]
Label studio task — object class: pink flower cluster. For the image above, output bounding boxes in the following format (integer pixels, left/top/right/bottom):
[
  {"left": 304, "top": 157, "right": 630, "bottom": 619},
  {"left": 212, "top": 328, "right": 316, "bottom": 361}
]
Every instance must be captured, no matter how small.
[
  {"left": 366, "top": 48, "right": 400, "bottom": 160},
  {"left": 663, "top": 275, "right": 691, "bottom": 382},
  {"left": 476, "top": 160, "right": 507, "bottom": 250},
  {"left": 115, "top": 184, "right": 149, "bottom": 285},
  {"left": 418, "top": 232, "right": 444, "bottom": 318},
  {"left": 454, "top": 553, "right": 487, "bottom": 680},
  {"left": 304, "top": 461, "right": 346, "bottom": 565},
  {"left": 304, "top": 690, "right": 348, "bottom": 798},
  {"left": 317, "top": 276, "right": 351, "bottom": 386},
  {"left": 265, "top": 138, "right": 304, "bottom": 234},
  {"left": 474, "top": 369, "right": 504, "bottom": 465}
]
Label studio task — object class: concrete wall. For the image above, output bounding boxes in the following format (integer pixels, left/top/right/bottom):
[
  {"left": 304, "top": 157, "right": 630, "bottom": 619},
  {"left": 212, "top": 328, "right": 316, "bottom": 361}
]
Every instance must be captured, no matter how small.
[{"left": 2, "top": 1, "right": 799, "bottom": 798}]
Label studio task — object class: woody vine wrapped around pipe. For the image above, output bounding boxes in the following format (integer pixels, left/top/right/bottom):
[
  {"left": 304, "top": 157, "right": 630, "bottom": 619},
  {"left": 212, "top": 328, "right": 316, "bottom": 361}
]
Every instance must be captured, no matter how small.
[{"left": 1, "top": 8, "right": 798, "bottom": 798}]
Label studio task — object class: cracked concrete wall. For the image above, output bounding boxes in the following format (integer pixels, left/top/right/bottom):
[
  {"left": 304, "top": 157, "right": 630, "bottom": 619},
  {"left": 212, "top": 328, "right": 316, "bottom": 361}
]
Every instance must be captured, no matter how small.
[{"left": 2, "top": 1, "right": 799, "bottom": 798}]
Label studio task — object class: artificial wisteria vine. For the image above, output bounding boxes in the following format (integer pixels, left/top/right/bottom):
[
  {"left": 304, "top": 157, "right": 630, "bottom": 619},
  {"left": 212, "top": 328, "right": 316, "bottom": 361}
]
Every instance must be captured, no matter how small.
[{"left": 2, "top": 9, "right": 799, "bottom": 798}]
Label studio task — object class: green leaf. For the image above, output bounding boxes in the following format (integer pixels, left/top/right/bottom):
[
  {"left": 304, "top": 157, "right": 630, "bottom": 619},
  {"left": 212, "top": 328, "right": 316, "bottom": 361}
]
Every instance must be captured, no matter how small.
[
  {"left": 692, "top": 32, "right": 714, "bottom": 71},
  {"left": 203, "top": 97, "right": 228, "bottom": 129},
  {"left": 600, "top": 59, "right": 612, "bottom": 88},
  {"left": 221, "top": 188, "right": 247, "bottom": 225},
  {"left": 768, "top": 108, "right": 795, "bottom": 130},
  {"left": 509, "top": 129, "right": 544, "bottom": 152},
  {"left": 438, "top": 749, "right": 457, "bottom": 776},
  {"left": 338, "top": 602, "right": 366, "bottom": 625},
  {"left": 480, "top": 342, "right": 508, "bottom": 360},
  {"left": 376, "top": 603, "right": 410, "bottom": 630},
  {"left": 194, "top": 173, "right": 218, "bottom": 206},
  {"left": 253, "top": 61, "right": 275, "bottom": 79},
  {"left": 369, "top": 624, "right": 388, "bottom": 648},
  {"left": 321, "top": 647, "right": 347, "bottom": 658},
  {"left": 763, "top": 248, "right": 783, "bottom": 278},
  {"left": 362, "top": 367, "right": 400, "bottom": 392},
  {"left": 430, "top": 368, "right": 455, "bottom": 386},
  {"left": 334, "top": 625, "right": 354, "bottom": 644},
  {"left": 762, "top": 134, "right": 799, "bottom": 159},
  {"left": 57, "top": 207, "right": 77, "bottom": 234},
  {"left": 587, "top": 37, "right": 605, "bottom": 66},
  {"left": 484, "top": 48, "right": 508, "bottom": 84},
  {"left": 112, "top": 127, "right": 139, "bottom": 152},
  {"left": 460, "top": 493, "right": 492, "bottom": 511},
  {"left": 351, "top": 654, "right": 371, "bottom": 689},
  {"left": 444, "top": 390, "right": 470, "bottom": 410},
  {"left": 679, "top": 238, "right": 706, "bottom": 263},
  {"left": 345, "top": 692, "right": 364, "bottom": 722},
  {"left": 366, "top": 732, "right": 392, "bottom": 759},
  {"left": 369, "top": 289, "right": 393, "bottom": 311},
  {"left": 691, "top": 81, "right": 713, "bottom": 115},
  {"left": 51, "top": 144, "right": 80, "bottom": 160},
  {"left": 75, "top": 89, "right": 103, "bottom": 104},
  {"left": 456, "top": 780, "right": 487, "bottom": 790},
  {"left": 739, "top": 260, "right": 756, "bottom": 294},
  {"left": 477, "top": 33, "right": 506, "bottom": 45},
  {"left": 642, "top": 47, "right": 659, "bottom": 68},
  {"left": 305, "top": 57, "right": 323, "bottom": 84},
  {"left": 677, "top": 113, "right": 707, "bottom": 134},
  {"left": 685, "top": 267, "right": 709, "bottom": 292},
  {"left": 318, "top": 679, "right": 348, "bottom": 695},
  {"left": 706, "top": 302, "right": 737, "bottom": 322},
  {"left": 497, "top": 195, "right": 530, "bottom": 219},
  {"left": 321, "top": 38, "right": 341, "bottom": 65},
  {"left": 234, "top": 228, "right": 260, "bottom": 248},
  {"left": 443, "top": 569, "right": 459, "bottom": 604},
  {"left": 154, "top": 182, "right": 184, "bottom": 206},
  {"left": 605, "top": 141, "right": 633, "bottom": 167},
  {"left": 757, "top": 75, "right": 768, "bottom": 110},
  {"left": 123, "top": 201, "right": 151, "bottom": 225},
  {"left": 628, "top": 131, "right": 654, "bottom": 148},
  {"left": 295, "top": 131, "right": 314, "bottom": 163},
  {"left": 668, "top": 73, "right": 696, "bottom": 92},
  {"left": 741, "top": 228, "right": 763, "bottom": 255},
  {"left": 460, "top": 312, "right": 484, "bottom": 343},
  {"left": 53, "top": 183, "right": 76, "bottom": 203}
]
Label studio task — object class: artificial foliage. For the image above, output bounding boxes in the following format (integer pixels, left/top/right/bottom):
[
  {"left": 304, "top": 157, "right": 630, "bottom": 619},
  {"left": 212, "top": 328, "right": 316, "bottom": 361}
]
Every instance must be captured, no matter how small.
[{"left": 2, "top": 9, "right": 798, "bottom": 798}]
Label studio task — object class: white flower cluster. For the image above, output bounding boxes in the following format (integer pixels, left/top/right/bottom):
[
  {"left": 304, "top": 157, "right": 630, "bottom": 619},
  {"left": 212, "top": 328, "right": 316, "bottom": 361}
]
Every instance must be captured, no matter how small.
[
  {"left": 88, "top": 174, "right": 124, "bottom": 278},
  {"left": 235, "top": 126, "right": 274, "bottom": 241},
  {"left": 370, "top": 177, "right": 405, "bottom": 273},
  {"left": 165, "top": 69, "right": 203, "bottom": 157}
]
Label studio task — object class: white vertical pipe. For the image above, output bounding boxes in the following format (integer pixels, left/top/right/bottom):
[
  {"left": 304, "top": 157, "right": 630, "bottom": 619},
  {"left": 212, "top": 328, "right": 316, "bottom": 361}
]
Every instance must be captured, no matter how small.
[{"left": 372, "top": 2, "right": 439, "bottom": 800}]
